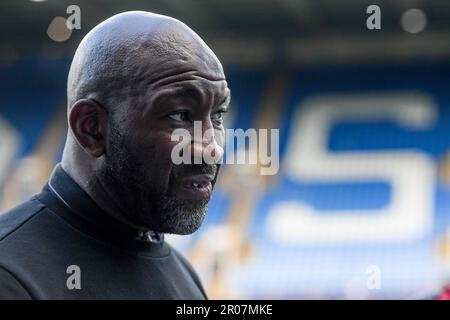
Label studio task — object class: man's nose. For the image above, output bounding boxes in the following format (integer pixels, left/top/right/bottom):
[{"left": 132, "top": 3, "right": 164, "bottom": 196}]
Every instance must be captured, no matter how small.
[{"left": 190, "top": 120, "right": 224, "bottom": 164}]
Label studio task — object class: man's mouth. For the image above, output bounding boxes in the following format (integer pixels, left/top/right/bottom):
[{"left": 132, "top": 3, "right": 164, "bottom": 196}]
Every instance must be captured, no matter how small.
[{"left": 178, "top": 174, "right": 214, "bottom": 200}]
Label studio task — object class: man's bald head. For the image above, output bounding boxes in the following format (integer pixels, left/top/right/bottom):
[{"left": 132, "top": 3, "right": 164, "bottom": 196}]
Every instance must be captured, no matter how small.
[
  {"left": 62, "top": 11, "right": 230, "bottom": 235},
  {"left": 67, "top": 11, "right": 225, "bottom": 111}
]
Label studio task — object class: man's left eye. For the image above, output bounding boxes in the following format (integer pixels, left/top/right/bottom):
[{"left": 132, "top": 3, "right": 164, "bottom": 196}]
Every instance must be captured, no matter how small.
[{"left": 168, "top": 111, "right": 190, "bottom": 122}]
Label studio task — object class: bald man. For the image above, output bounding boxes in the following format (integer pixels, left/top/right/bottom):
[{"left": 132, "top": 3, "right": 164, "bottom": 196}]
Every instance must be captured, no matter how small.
[{"left": 0, "top": 11, "right": 230, "bottom": 299}]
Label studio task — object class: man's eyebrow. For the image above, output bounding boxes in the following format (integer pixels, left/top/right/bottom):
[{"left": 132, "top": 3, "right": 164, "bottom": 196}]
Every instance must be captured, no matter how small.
[
  {"left": 142, "top": 87, "right": 200, "bottom": 116},
  {"left": 152, "top": 85, "right": 201, "bottom": 103}
]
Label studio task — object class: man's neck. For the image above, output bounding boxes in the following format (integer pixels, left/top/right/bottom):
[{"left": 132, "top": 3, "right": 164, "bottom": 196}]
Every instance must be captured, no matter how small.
[{"left": 61, "top": 159, "right": 148, "bottom": 233}]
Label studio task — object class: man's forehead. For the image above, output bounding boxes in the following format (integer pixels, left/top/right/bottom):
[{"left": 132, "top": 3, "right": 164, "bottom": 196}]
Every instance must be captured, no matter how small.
[
  {"left": 147, "top": 63, "right": 225, "bottom": 86},
  {"left": 137, "top": 39, "right": 225, "bottom": 86}
]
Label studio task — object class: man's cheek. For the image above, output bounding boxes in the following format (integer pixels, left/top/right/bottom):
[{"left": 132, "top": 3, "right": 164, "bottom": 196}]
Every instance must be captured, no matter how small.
[{"left": 155, "top": 142, "right": 181, "bottom": 187}]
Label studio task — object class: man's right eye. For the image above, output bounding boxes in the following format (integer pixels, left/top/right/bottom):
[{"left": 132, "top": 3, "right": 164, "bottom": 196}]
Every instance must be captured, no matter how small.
[{"left": 168, "top": 111, "right": 190, "bottom": 122}]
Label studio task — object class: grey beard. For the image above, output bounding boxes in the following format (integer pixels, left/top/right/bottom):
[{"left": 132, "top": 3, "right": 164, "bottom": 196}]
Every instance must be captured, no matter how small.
[
  {"left": 99, "top": 163, "right": 210, "bottom": 235},
  {"left": 97, "top": 165, "right": 210, "bottom": 235},
  {"left": 148, "top": 195, "right": 209, "bottom": 235}
]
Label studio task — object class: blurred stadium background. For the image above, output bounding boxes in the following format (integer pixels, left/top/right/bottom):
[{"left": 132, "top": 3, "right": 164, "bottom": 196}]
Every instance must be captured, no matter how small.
[{"left": 2, "top": 0, "right": 450, "bottom": 299}]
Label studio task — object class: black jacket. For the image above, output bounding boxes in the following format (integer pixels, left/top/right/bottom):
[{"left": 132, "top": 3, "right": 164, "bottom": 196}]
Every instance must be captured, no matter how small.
[{"left": 0, "top": 165, "right": 207, "bottom": 299}]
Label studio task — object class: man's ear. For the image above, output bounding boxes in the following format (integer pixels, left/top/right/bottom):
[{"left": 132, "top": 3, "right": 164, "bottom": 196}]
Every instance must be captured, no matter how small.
[{"left": 68, "top": 99, "right": 108, "bottom": 157}]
